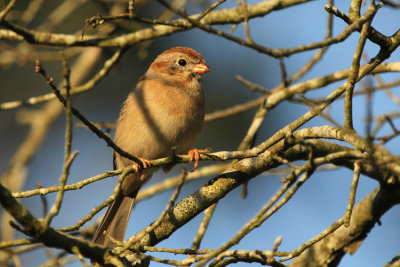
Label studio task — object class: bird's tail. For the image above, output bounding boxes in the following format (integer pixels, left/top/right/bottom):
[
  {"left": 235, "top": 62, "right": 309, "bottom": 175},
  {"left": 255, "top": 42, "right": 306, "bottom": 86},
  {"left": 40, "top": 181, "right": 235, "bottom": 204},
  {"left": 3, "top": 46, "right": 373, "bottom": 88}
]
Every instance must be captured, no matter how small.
[{"left": 93, "top": 193, "right": 135, "bottom": 248}]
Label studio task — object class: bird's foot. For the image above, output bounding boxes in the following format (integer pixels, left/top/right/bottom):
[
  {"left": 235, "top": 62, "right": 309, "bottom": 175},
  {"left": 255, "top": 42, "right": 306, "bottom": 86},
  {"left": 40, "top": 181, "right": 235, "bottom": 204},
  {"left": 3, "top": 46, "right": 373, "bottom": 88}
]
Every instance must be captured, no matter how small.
[
  {"left": 187, "top": 147, "right": 211, "bottom": 171},
  {"left": 132, "top": 158, "right": 151, "bottom": 176}
]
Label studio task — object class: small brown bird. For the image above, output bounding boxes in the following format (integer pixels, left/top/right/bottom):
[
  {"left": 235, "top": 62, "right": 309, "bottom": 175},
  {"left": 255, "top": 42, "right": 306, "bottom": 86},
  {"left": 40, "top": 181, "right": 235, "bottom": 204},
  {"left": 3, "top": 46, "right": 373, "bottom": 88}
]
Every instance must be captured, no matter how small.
[{"left": 93, "top": 47, "right": 210, "bottom": 247}]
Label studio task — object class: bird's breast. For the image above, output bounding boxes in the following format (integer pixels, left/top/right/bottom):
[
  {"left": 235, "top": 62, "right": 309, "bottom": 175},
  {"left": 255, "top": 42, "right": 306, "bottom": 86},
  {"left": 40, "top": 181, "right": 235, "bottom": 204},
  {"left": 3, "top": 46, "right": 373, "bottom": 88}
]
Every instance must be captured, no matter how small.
[{"left": 114, "top": 82, "right": 205, "bottom": 167}]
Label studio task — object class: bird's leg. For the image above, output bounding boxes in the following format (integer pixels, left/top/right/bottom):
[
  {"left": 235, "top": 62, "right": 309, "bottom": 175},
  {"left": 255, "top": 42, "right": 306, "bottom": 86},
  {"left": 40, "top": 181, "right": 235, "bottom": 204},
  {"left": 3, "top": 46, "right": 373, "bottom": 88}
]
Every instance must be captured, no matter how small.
[{"left": 187, "top": 148, "right": 211, "bottom": 171}]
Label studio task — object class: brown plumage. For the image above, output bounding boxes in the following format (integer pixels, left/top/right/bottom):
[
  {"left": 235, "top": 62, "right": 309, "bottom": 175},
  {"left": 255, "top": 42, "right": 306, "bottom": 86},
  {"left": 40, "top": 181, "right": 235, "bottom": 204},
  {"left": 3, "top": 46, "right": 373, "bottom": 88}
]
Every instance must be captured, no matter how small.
[{"left": 93, "top": 47, "right": 210, "bottom": 248}]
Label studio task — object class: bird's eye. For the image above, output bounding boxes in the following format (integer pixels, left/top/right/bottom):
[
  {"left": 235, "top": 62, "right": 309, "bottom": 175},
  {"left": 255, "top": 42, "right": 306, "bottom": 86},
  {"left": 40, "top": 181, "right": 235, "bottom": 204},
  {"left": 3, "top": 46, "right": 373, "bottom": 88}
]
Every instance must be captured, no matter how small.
[{"left": 178, "top": 59, "right": 187, "bottom": 66}]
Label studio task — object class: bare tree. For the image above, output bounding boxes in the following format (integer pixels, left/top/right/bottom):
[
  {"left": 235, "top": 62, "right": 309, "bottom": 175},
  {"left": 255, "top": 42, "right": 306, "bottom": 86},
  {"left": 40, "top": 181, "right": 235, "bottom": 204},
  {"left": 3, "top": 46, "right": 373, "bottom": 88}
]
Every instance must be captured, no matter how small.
[{"left": 1, "top": 0, "right": 400, "bottom": 266}]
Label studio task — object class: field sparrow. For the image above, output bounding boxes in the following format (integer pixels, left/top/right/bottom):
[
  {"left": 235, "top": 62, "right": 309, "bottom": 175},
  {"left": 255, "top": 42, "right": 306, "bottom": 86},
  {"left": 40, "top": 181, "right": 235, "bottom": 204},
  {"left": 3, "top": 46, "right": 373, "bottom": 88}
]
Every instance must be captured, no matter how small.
[{"left": 93, "top": 47, "right": 210, "bottom": 248}]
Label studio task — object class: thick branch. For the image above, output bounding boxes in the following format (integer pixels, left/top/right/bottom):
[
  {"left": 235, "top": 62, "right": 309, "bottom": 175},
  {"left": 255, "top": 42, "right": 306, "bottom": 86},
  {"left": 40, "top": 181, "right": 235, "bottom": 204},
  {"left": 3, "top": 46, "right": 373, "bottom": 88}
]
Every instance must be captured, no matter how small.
[
  {"left": 0, "top": 182, "right": 112, "bottom": 265},
  {"left": 126, "top": 127, "right": 400, "bottom": 248}
]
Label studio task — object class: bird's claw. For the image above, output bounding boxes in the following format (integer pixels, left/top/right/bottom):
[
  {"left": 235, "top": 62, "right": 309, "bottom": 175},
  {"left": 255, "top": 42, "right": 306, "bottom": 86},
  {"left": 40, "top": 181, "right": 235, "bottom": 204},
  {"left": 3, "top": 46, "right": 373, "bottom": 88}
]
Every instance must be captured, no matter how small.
[
  {"left": 132, "top": 157, "right": 151, "bottom": 174},
  {"left": 187, "top": 148, "right": 210, "bottom": 172},
  {"left": 140, "top": 158, "right": 152, "bottom": 168}
]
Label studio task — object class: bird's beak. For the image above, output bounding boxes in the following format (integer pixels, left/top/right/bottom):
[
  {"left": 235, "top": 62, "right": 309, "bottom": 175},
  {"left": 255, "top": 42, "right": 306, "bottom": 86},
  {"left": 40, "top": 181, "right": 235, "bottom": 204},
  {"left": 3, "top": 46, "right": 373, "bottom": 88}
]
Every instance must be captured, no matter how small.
[{"left": 193, "top": 63, "right": 211, "bottom": 74}]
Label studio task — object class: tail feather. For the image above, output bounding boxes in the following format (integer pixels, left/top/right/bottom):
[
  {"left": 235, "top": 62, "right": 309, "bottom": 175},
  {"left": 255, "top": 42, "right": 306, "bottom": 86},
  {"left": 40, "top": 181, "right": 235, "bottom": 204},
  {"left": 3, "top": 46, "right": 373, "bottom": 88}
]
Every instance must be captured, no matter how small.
[
  {"left": 93, "top": 193, "right": 135, "bottom": 248},
  {"left": 93, "top": 170, "right": 152, "bottom": 248}
]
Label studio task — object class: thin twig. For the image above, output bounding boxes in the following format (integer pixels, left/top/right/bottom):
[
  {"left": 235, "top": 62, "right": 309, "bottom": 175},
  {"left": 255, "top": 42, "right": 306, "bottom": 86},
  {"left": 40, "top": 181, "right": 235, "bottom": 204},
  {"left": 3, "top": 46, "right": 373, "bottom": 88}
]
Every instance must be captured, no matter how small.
[
  {"left": 236, "top": 75, "right": 269, "bottom": 94},
  {"left": 141, "top": 246, "right": 210, "bottom": 255},
  {"left": 71, "top": 246, "right": 90, "bottom": 267},
  {"left": 0, "top": 238, "right": 34, "bottom": 250},
  {"left": 192, "top": 204, "right": 216, "bottom": 250},
  {"left": 37, "top": 183, "right": 48, "bottom": 218},
  {"left": 62, "top": 53, "right": 72, "bottom": 161},
  {"left": 0, "top": 0, "right": 16, "bottom": 21},
  {"left": 44, "top": 152, "right": 79, "bottom": 226},
  {"left": 344, "top": 161, "right": 361, "bottom": 227},
  {"left": 280, "top": 218, "right": 345, "bottom": 262},
  {"left": 279, "top": 57, "right": 288, "bottom": 87},
  {"left": 266, "top": 236, "right": 283, "bottom": 265},
  {"left": 198, "top": 0, "right": 226, "bottom": 20}
]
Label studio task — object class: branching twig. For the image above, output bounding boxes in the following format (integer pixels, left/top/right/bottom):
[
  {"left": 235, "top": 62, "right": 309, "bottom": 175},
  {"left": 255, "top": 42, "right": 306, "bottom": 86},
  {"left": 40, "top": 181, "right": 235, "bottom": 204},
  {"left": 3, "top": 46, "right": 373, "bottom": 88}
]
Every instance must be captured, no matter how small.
[
  {"left": 0, "top": 49, "right": 123, "bottom": 111},
  {"left": 158, "top": 0, "right": 381, "bottom": 58},
  {"left": 35, "top": 59, "right": 144, "bottom": 168},
  {"left": 59, "top": 167, "right": 134, "bottom": 232},
  {"left": 344, "top": 1, "right": 377, "bottom": 129}
]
